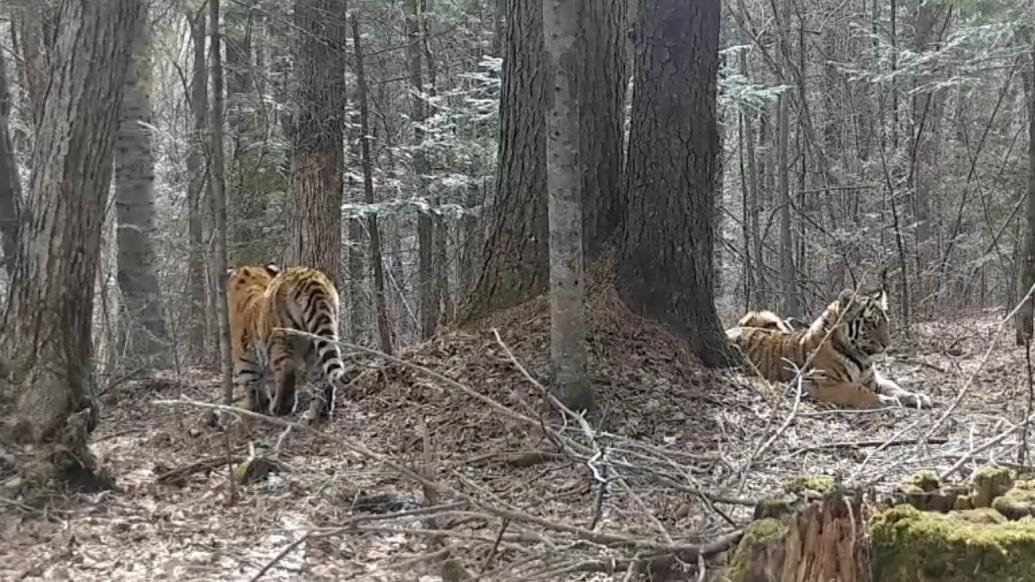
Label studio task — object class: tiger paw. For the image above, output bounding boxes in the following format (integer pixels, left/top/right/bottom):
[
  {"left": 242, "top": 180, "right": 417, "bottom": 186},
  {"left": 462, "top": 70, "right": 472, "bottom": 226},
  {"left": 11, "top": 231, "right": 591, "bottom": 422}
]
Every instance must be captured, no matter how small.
[
  {"left": 898, "top": 391, "right": 933, "bottom": 410},
  {"left": 878, "top": 394, "right": 903, "bottom": 408}
]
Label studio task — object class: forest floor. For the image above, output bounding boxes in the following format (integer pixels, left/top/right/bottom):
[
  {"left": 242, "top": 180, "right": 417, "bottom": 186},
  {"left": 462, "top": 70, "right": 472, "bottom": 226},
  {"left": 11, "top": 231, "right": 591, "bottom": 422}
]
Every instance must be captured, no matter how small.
[{"left": 1, "top": 291, "right": 1031, "bottom": 581}]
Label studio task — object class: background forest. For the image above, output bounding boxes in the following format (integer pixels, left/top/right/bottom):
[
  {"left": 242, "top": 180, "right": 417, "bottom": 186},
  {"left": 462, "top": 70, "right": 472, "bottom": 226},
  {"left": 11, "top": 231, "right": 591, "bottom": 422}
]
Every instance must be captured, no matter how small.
[{"left": 1, "top": 0, "right": 1035, "bottom": 579}]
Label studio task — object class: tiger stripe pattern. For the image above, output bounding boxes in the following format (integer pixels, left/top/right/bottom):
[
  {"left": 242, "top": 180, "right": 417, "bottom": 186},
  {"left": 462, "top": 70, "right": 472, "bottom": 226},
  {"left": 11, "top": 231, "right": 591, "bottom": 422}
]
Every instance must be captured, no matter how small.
[
  {"left": 726, "top": 289, "right": 931, "bottom": 409},
  {"left": 226, "top": 263, "right": 348, "bottom": 420}
]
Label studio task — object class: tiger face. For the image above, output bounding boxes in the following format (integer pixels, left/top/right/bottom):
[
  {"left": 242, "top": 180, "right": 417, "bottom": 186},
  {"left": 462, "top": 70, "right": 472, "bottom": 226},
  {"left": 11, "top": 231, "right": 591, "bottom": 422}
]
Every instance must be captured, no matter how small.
[{"left": 835, "top": 288, "right": 891, "bottom": 355}]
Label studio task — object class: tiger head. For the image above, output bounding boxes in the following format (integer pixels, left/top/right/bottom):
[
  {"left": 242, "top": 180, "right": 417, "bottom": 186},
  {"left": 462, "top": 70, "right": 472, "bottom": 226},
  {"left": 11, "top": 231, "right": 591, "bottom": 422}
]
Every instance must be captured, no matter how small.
[
  {"left": 835, "top": 288, "right": 891, "bottom": 355},
  {"left": 226, "top": 263, "right": 282, "bottom": 298}
]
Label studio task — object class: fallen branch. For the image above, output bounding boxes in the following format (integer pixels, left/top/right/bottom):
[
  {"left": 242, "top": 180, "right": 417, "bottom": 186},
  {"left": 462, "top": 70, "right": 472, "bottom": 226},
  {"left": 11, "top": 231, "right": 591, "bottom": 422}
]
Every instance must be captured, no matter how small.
[{"left": 787, "top": 436, "right": 949, "bottom": 457}]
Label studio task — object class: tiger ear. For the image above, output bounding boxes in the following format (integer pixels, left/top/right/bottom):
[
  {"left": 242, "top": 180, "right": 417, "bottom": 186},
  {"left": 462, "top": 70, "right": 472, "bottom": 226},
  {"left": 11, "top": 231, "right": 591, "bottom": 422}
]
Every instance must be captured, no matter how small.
[
  {"left": 837, "top": 289, "right": 855, "bottom": 307},
  {"left": 226, "top": 267, "right": 234, "bottom": 277},
  {"left": 265, "top": 263, "right": 282, "bottom": 277}
]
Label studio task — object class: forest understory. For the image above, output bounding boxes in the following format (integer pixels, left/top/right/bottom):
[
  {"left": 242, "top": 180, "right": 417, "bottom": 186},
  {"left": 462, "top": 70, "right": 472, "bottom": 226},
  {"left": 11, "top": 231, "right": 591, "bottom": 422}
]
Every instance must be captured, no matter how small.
[{"left": 0, "top": 292, "right": 1028, "bottom": 581}]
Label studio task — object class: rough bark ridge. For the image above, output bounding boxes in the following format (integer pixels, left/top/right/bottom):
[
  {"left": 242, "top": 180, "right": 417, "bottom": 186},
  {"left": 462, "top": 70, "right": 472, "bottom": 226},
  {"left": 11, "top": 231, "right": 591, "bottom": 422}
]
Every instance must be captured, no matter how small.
[
  {"left": 461, "top": 0, "right": 548, "bottom": 323},
  {"left": 0, "top": 0, "right": 140, "bottom": 466},
  {"left": 115, "top": 3, "right": 170, "bottom": 366},
  {"left": 618, "top": 0, "right": 734, "bottom": 368},
  {"left": 579, "top": 0, "right": 626, "bottom": 257},
  {"left": 186, "top": 6, "right": 209, "bottom": 360},
  {"left": 0, "top": 46, "right": 21, "bottom": 279},
  {"left": 283, "top": 0, "right": 347, "bottom": 284}
]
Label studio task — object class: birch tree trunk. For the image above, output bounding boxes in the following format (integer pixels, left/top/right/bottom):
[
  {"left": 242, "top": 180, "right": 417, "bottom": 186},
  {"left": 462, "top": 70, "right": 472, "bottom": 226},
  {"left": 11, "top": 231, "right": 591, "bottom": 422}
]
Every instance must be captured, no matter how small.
[
  {"left": 115, "top": 3, "right": 169, "bottom": 367},
  {"left": 461, "top": 0, "right": 548, "bottom": 323},
  {"left": 283, "top": 0, "right": 347, "bottom": 283},
  {"left": 0, "top": 0, "right": 140, "bottom": 485},
  {"left": 618, "top": 0, "right": 735, "bottom": 368},
  {"left": 0, "top": 46, "right": 21, "bottom": 280},
  {"left": 186, "top": 5, "right": 209, "bottom": 361}
]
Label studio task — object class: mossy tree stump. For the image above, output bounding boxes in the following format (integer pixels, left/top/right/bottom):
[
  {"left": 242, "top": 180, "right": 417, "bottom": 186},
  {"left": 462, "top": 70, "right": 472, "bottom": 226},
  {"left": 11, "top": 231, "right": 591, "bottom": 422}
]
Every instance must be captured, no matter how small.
[{"left": 725, "top": 479, "right": 868, "bottom": 582}]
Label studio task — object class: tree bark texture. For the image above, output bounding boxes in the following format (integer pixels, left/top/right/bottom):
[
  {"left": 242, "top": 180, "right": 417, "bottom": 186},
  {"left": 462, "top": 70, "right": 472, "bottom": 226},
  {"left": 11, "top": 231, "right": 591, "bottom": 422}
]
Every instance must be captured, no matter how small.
[
  {"left": 1016, "top": 45, "right": 1035, "bottom": 344},
  {"left": 618, "top": 0, "right": 734, "bottom": 368},
  {"left": 209, "top": 0, "right": 233, "bottom": 406},
  {"left": 283, "top": 0, "right": 347, "bottom": 284},
  {"left": 186, "top": 5, "right": 209, "bottom": 361},
  {"left": 461, "top": 0, "right": 548, "bottom": 323},
  {"left": 352, "top": 14, "right": 394, "bottom": 355},
  {"left": 13, "top": 3, "right": 58, "bottom": 132},
  {"left": 776, "top": 0, "right": 800, "bottom": 317},
  {"left": 579, "top": 0, "right": 626, "bottom": 257},
  {"left": 405, "top": 0, "right": 439, "bottom": 339},
  {"left": 0, "top": 46, "right": 22, "bottom": 280},
  {"left": 0, "top": 0, "right": 140, "bottom": 462},
  {"left": 115, "top": 2, "right": 170, "bottom": 366},
  {"left": 544, "top": 0, "right": 591, "bottom": 411}
]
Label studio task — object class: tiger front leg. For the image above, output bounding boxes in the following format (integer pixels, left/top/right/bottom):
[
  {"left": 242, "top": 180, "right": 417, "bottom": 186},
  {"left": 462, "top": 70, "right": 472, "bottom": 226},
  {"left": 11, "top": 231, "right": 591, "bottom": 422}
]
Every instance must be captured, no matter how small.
[
  {"left": 872, "top": 369, "right": 933, "bottom": 409},
  {"left": 805, "top": 378, "right": 887, "bottom": 408}
]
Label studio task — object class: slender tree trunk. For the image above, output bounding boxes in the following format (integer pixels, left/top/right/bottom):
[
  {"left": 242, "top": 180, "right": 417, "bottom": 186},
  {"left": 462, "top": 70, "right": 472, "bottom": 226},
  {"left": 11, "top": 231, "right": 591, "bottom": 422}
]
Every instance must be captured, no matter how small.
[
  {"left": 0, "top": 46, "right": 21, "bottom": 280},
  {"left": 618, "top": 0, "right": 734, "bottom": 368},
  {"left": 406, "top": 0, "right": 439, "bottom": 339},
  {"left": 115, "top": 3, "right": 169, "bottom": 367},
  {"left": 776, "top": 0, "right": 799, "bottom": 317},
  {"left": 742, "top": 51, "right": 765, "bottom": 305},
  {"left": 1015, "top": 45, "right": 1035, "bottom": 344},
  {"left": 352, "top": 14, "right": 394, "bottom": 355},
  {"left": 283, "top": 0, "right": 347, "bottom": 283},
  {"left": 580, "top": 0, "right": 626, "bottom": 257},
  {"left": 209, "top": 0, "right": 233, "bottom": 407},
  {"left": 0, "top": 0, "right": 140, "bottom": 484},
  {"left": 461, "top": 0, "right": 548, "bottom": 323},
  {"left": 544, "top": 0, "right": 590, "bottom": 410},
  {"left": 186, "top": 5, "right": 209, "bottom": 362}
]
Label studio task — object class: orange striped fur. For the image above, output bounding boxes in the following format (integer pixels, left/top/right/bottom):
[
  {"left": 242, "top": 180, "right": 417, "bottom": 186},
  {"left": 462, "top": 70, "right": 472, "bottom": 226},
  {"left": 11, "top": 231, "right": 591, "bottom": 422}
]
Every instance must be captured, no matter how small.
[{"left": 727, "top": 290, "right": 931, "bottom": 409}]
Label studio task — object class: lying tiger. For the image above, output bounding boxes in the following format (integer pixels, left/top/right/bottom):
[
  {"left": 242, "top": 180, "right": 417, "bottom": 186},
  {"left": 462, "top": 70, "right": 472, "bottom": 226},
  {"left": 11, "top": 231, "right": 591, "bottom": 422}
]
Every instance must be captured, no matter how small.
[
  {"left": 726, "top": 289, "right": 932, "bottom": 409},
  {"left": 226, "top": 263, "right": 350, "bottom": 421}
]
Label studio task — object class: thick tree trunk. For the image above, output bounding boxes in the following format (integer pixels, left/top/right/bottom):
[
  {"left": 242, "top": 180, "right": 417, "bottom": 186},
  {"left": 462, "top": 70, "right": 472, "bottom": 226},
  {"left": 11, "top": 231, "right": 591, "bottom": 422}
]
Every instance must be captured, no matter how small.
[
  {"left": 544, "top": 0, "right": 590, "bottom": 411},
  {"left": 0, "top": 46, "right": 21, "bottom": 280},
  {"left": 115, "top": 3, "right": 169, "bottom": 367},
  {"left": 461, "top": 0, "right": 548, "bottom": 323},
  {"left": 618, "top": 0, "right": 734, "bottom": 368},
  {"left": 1016, "top": 46, "right": 1035, "bottom": 344},
  {"left": 186, "top": 5, "right": 209, "bottom": 361},
  {"left": 13, "top": 3, "right": 57, "bottom": 132},
  {"left": 580, "top": 0, "right": 626, "bottom": 257},
  {"left": 352, "top": 14, "right": 394, "bottom": 355},
  {"left": 0, "top": 0, "right": 140, "bottom": 484},
  {"left": 283, "top": 0, "right": 347, "bottom": 283}
]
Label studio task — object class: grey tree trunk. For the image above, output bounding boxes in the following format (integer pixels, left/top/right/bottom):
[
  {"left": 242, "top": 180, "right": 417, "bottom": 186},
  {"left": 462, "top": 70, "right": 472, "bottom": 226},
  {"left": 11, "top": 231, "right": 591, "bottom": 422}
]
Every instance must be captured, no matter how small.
[
  {"left": 776, "top": 0, "right": 799, "bottom": 317},
  {"left": 544, "top": 0, "right": 590, "bottom": 410},
  {"left": 115, "top": 3, "right": 169, "bottom": 367},
  {"left": 1015, "top": 46, "right": 1035, "bottom": 344},
  {"left": 352, "top": 14, "right": 394, "bottom": 355},
  {"left": 0, "top": 45, "right": 21, "bottom": 280},
  {"left": 210, "top": 0, "right": 233, "bottom": 407},
  {"left": 186, "top": 5, "right": 208, "bottom": 362},
  {"left": 283, "top": 0, "right": 347, "bottom": 283},
  {"left": 618, "top": 0, "right": 735, "bottom": 368},
  {"left": 580, "top": 0, "right": 626, "bottom": 257},
  {"left": 461, "top": 0, "right": 548, "bottom": 323},
  {"left": 406, "top": 0, "right": 439, "bottom": 339},
  {"left": 0, "top": 0, "right": 140, "bottom": 484}
]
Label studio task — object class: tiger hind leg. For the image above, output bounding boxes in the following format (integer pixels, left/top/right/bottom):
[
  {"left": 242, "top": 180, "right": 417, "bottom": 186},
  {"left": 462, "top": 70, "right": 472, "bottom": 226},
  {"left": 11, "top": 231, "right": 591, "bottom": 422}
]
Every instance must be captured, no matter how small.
[
  {"left": 268, "top": 335, "right": 300, "bottom": 416},
  {"left": 235, "top": 357, "right": 269, "bottom": 413}
]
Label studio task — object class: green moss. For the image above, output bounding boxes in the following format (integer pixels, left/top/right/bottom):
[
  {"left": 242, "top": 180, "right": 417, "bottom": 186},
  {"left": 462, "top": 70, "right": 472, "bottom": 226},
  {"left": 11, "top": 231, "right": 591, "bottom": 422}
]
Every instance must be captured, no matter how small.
[
  {"left": 783, "top": 474, "right": 835, "bottom": 496},
  {"left": 724, "top": 518, "right": 788, "bottom": 582},
  {"left": 993, "top": 482, "right": 1035, "bottom": 520},
  {"left": 972, "top": 466, "right": 1015, "bottom": 508},
  {"left": 871, "top": 504, "right": 1035, "bottom": 581},
  {"left": 902, "top": 470, "right": 941, "bottom": 493}
]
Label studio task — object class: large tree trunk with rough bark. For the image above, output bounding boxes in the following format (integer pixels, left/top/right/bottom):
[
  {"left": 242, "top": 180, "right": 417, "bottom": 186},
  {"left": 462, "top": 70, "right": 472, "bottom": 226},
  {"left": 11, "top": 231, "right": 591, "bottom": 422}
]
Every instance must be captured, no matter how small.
[
  {"left": 618, "top": 0, "right": 734, "bottom": 368},
  {"left": 0, "top": 0, "right": 140, "bottom": 486},
  {"left": 544, "top": 0, "right": 590, "bottom": 411},
  {"left": 0, "top": 46, "right": 21, "bottom": 280},
  {"left": 186, "top": 5, "right": 208, "bottom": 361},
  {"left": 580, "top": 0, "right": 626, "bottom": 257},
  {"left": 283, "top": 0, "right": 347, "bottom": 283},
  {"left": 115, "top": 3, "right": 169, "bottom": 368},
  {"left": 461, "top": 0, "right": 548, "bottom": 323}
]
